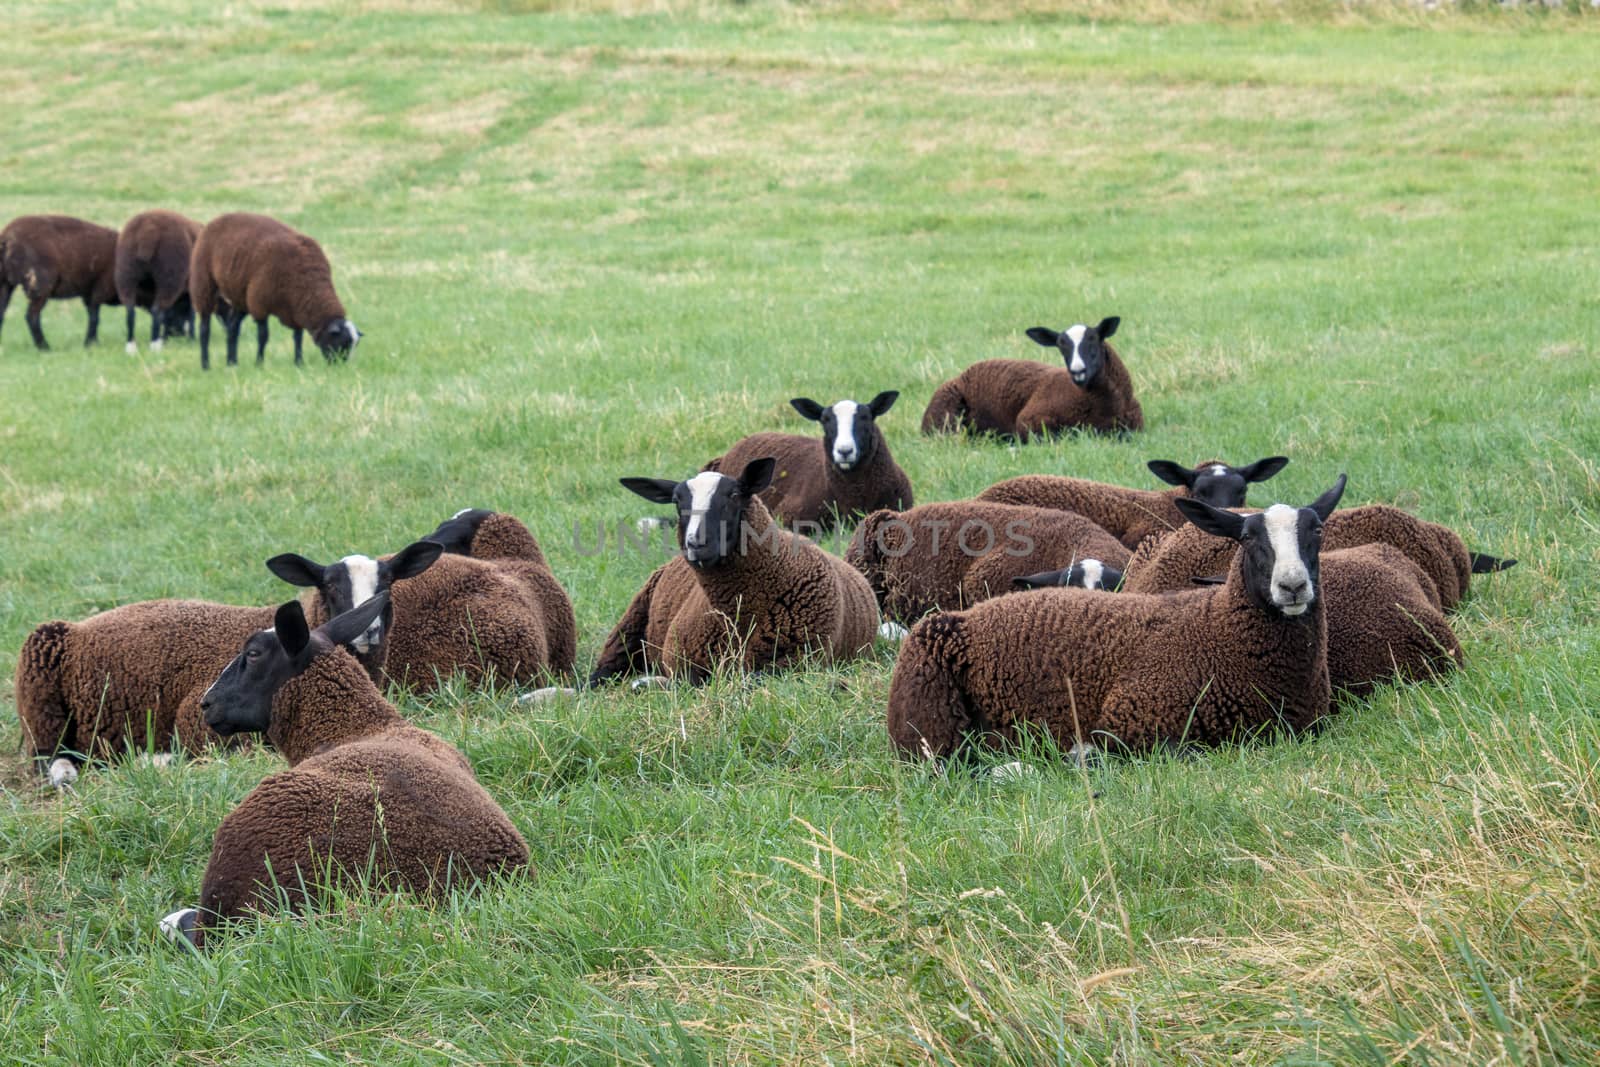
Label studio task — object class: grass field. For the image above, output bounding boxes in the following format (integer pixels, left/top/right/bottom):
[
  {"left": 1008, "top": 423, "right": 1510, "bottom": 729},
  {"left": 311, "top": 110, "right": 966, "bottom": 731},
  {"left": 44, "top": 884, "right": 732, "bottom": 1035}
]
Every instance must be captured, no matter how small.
[{"left": 2, "top": 0, "right": 1598, "bottom": 1062}]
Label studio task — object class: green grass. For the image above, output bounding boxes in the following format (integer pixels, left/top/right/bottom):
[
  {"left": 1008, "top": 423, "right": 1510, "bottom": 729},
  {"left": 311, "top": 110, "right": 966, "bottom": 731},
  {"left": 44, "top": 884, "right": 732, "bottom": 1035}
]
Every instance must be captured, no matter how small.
[{"left": 2, "top": 0, "right": 1599, "bottom": 1062}]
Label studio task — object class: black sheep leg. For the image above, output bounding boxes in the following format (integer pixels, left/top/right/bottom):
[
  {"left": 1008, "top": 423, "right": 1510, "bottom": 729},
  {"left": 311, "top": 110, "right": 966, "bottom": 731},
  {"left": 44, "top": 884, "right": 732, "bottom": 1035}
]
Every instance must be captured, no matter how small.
[
  {"left": 0, "top": 280, "right": 11, "bottom": 343},
  {"left": 126, "top": 305, "right": 138, "bottom": 348},
  {"left": 255, "top": 318, "right": 269, "bottom": 365},
  {"left": 25, "top": 292, "right": 49, "bottom": 350},
  {"left": 223, "top": 306, "right": 243, "bottom": 366},
  {"left": 83, "top": 299, "right": 100, "bottom": 346},
  {"left": 198, "top": 309, "right": 211, "bottom": 369},
  {"left": 292, "top": 327, "right": 304, "bottom": 366}
]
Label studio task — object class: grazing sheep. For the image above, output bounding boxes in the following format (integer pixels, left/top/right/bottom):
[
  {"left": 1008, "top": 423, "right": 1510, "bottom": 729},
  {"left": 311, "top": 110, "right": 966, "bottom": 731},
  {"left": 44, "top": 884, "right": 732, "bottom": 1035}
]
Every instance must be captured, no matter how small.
[
  {"left": 189, "top": 212, "right": 360, "bottom": 370},
  {"left": 702, "top": 391, "right": 913, "bottom": 531},
  {"left": 846, "top": 501, "right": 1131, "bottom": 624},
  {"left": 589, "top": 458, "right": 880, "bottom": 685},
  {"left": 921, "top": 317, "right": 1142, "bottom": 439},
  {"left": 115, "top": 210, "right": 202, "bottom": 354},
  {"left": 159, "top": 594, "right": 530, "bottom": 949},
  {"left": 1011, "top": 559, "right": 1124, "bottom": 592},
  {"left": 978, "top": 456, "right": 1289, "bottom": 550},
  {"left": 15, "top": 541, "right": 441, "bottom": 784},
  {"left": 1124, "top": 503, "right": 1514, "bottom": 611},
  {"left": 0, "top": 215, "right": 119, "bottom": 351},
  {"left": 887, "top": 477, "right": 1347, "bottom": 761}
]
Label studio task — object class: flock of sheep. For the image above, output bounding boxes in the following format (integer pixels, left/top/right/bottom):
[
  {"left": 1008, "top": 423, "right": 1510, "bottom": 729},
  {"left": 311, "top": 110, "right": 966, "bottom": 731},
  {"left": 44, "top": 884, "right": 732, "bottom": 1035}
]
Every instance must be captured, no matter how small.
[{"left": 7, "top": 231, "right": 1517, "bottom": 947}]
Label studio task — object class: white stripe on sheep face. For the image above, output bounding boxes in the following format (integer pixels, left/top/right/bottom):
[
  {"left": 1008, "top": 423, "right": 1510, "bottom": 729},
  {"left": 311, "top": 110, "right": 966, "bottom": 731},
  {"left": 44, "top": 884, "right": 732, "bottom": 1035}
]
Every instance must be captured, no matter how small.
[
  {"left": 341, "top": 555, "right": 382, "bottom": 652},
  {"left": 683, "top": 472, "right": 722, "bottom": 563},
  {"left": 830, "top": 401, "right": 861, "bottom": 469},
  {"left": 1064, "top": 324, "right": 1088, "bottom": 376},
  {"left": 1080, "top": 558, "right": 1105, "bottom": 590},
  {"left": 1263, "top": 504, "right": 1314, "bottom": 616}
]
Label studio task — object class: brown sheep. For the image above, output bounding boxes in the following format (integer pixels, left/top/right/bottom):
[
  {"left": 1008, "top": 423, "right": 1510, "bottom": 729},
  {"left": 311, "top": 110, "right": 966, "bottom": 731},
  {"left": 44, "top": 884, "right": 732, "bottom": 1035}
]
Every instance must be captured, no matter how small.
[
  {"left": 590, "top": 458, "right": 880, "bottom": 685},
  {"left": 978, "top": 456, "right": 1289, "bottom": 549},
  {"left": 189, "top": 212, "right": 360, "bottom": 370},
  {"left": 845, "top": 500, "right": 1131, "bottom": 624},
  {"left": 886, "top": 478, "right": 1347, "bottom": 763},
  {"left": 159, "top": 594, "right": 530, "bottom": 949},
  {"left": 921, "top": 317, "right": 1142, "bottom": 439},
  {"left": 701, "top": 391, "right": 913, "bottom": 531},
  {"left": 115, "top": 210, "right": 202, "bottom": 354},
  {"left": 0, "top": 215, "right": 120, "bottom": 350}
]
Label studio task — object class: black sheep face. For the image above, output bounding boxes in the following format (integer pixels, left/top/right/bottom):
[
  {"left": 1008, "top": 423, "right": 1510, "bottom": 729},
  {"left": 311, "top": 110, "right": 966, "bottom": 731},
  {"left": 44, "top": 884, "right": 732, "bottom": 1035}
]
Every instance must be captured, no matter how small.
[
  {"left": 790, "top": 391, "right": 899, "bottom": 473},
  {"left": 1025, "top": 316, "right": 1119, "bottom": 388},
  {"left": 1012, "top": 559, "right": 1124, "bottom": 592},
  {"left": 314, "top": 318, "right": 361, "bottom": 360},
  {"left": 265, "top": 541, "right": 443, "bottom": 659},
  {"left": 1147, "top": 455, "right": 1290, "bottom": 509},
  {"left": 1175, "top": 475, "right": 1346, "bottom": 619},
  {"left": 620, "top": 458, "right": 778, "bottom": 570}
]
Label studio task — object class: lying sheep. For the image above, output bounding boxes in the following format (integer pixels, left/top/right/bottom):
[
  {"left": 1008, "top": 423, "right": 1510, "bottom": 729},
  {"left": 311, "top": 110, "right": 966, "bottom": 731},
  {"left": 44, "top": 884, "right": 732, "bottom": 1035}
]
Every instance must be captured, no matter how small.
[
  {"left": 1011, "top": 559, "right": 1124, "bottom": 592},
  {"left": 702, "top": 391, "right": 913, "bottom": 531},
  {"left": 887, "top": 477, "right": 1348, "bottom": 761},
  {"left": 15, "top": 541, "right": 441, "bottom": 785},
  {"left": 159, "top": 594, "right": 530, "bottom": 949},
  {"left": 846, "top": 501, "right": 1131, "bottom": 624},
  {"left": 0, "top": 215, "right": 120, "bottom": 351},
  {"left": 921, "top": 317, "right": 1142, "bottom": 439},
  {"left": 1124, "top": 503, "right": 1514, "bottom": 611},
  {"left": 115, "top": 210, "right": 202, "bottom": 354},
  {"left": 590, "top": 458, "right": 879, "bottom": 685},
  {"left": 977, "top": 456, "right": 1289, "bottom": 550},
  {"left": 189, "top": 212, "right": 360, "bottom": 370}
]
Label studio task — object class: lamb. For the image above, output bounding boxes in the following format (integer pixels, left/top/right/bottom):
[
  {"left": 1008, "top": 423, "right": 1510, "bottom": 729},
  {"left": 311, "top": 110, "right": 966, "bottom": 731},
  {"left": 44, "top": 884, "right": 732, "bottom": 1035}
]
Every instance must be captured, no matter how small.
[
  {"left": 0, "top": 215, "right": 120, "bottom": 351},
  {"left": 1123, "top": 503, "right": 1515, "bottom": 611},
  {"left": 977, "top": 455, "right": 1289, "bottom": 550},
  {"left": 589, "top": 458, "right": 880, "bottom": 685},
  {"left": 1010, "top": 559, "right": 1124, "bottom": 592},
  {"left": 701, "top": 391, "right": 913, "bottom": 531},
  {"left": 15, "top": 540, "right": 441, "bottom": 785},
  {"left": 189, "top": 212, "right": 360, "bottom": 370},
  {"left": 846, "top": 501, "right": 1132, "bottom": 624},
  {"left": 886, "top": 477, "right": 1347, "bottom": 761},
  {"left": 115, "top": 210, "right": 202, "bottom": 354},
  {"left": 159, "top": 594, "right": 530, "bottom": 949},
  {"left": 921, "top": 317, "right": 1142, "bottom": 439}
]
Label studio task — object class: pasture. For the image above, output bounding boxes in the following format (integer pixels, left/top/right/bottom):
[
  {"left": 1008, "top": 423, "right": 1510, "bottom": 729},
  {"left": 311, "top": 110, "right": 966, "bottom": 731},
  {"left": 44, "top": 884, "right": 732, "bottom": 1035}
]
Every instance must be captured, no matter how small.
[{"left": 2, "top": 0, "right": 1598, "bottom": 1062}]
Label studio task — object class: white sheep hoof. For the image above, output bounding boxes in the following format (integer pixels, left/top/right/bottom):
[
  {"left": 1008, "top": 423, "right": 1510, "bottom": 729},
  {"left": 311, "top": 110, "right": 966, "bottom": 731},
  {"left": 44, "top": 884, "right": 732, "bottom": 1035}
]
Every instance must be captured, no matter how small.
[
  {"left": 630, "top": 675, "right": 671, "bottom": 692},
  {"left": 124, "top": 341, "right": 138, "bottom": 355},
  {"left": 48, "top": 758, "right": 78, "bottom": 791},
  {"left": 159, "top": 908, "right": 199, "bottom": 946},
  {"left": 135, "top": 752, "right": 177, "bottom": 768},
  {"left": 518, "top": 686, "right": 578, "bottom": 705},
  {"left": 988, "top": 760, "right": 1038, "bottom": 783},
  {"left": 878, "top": 621, "right": 910, "bottom": 643},
  {"left": 635, "top": 516, "right": 672, "bottom": 535},
  {"left": 1066, "top": 742, "right": 1100, "bottom": 767},
  {"left": 151, "top": 338, "right": 164, "bottom": 353}
]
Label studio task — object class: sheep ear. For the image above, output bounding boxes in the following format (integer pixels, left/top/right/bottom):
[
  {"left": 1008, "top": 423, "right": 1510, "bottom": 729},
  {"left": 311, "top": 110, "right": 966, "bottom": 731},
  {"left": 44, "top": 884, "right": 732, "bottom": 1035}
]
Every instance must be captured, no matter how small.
[
  {"left": 1190, "top": 575, "right": 1227, "bottom": 586},
  {"left": 737, "top": 457, "right": 777, "bottom": 496},
  {"left": 1012, "top": 569, "right": 1067, "bottom": 589},
  {"left": 866, "top": 390, "right": 899, "bottom": 417},
  {"left": 1239, "top": 456, "right": 1290, "bottom": 483},
  {"left": 266, "top": 553, "right": 326, "bottom": 588},
  {"left": 319, "top": 590, "right": 390, "bottom": 650},
  {"left": 1025, "top": 327, "right": 1060, "bottom": 348},
  {"left": 274, "top": 600, "right": 312, "bottom": 657},
  {"left": 1095, "top": 316, "right": 1120, "bottom": 339},
  {"left": 620, "top": 478, "right": 679, "bottom": 504},
  {"left": 1174, "top": 498, "right": 1248, "bottom": 541},
  {"left": 790, "top": 398, "right": 825, "bottom": 421},
  {"left": 382, "top": 540, "right": 443, "bottom": 582},
  {"left": 1308, "top": 473, "right": 1347, "bottom": 522},
  {"left": 1146, "top": 460, "right": 1192, "bottom": 488}
]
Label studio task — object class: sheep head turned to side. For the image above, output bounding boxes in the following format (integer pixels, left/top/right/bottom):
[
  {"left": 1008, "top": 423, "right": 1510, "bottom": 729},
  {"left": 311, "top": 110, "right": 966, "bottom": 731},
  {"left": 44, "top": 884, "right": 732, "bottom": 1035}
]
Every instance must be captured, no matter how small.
[
  {"left": 314, "top": 318, "right": 362, "bottom": 361},
  {"left": 201, "top": 593, "right": 391, "bottom": 737},
  {"left": 789, "top": 391, "right": 899, "bottom": 473},
  {"left": 1146, "top": 456, "right": 1290, "bottom": 509},
  {"left": 265, "top": 540, "right": 443, "bottom": 657},
  {"left": 1012, "top": 559, "right": 1125, "bottom": 592},
  {"left": 1024, "top": 316, "right": 1119, "bottom": 388},
  {"left": 620, "top": 457, "right": 776, "bottom": 570},
  {"left": 1173, "top": 474, "right": 1348, "bottom": 619}
]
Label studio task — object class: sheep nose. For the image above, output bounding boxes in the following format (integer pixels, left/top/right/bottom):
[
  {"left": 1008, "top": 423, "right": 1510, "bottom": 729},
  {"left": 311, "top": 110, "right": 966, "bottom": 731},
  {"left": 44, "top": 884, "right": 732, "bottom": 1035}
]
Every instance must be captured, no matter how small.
[{"left": 1277, "top": 577, "right": 1308, "bottom": 599}]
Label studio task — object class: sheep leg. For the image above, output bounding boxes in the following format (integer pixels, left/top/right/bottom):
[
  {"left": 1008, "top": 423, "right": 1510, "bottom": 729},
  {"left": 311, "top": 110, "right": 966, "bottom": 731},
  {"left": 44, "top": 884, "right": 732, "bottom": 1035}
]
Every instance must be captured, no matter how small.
[
  {"left": 223, "top": 307, "right": 243, "bottom": 366},
  {"left": 198, "top": 309, "right": 212, "bottom": 369},
  {"left": 589, "top": 571, "right": 662, "bottom": 686},
  {"left": 0, "top": 280, "right": 10, "bottom": 342},
  {"left": 25, "top": 292, "right": 49, "bottom": 350},
  {"left": 292, "top": 327, "right": 304, "bottom": 366},
  {"left": 82, "top": 298, "right": 100, "bottom": 346},
  {"left": 124, "top": 305, "right": 138, "bottom": 351},
  {"left": 254, "top": 318, "right": 269, "bottom": 365}
]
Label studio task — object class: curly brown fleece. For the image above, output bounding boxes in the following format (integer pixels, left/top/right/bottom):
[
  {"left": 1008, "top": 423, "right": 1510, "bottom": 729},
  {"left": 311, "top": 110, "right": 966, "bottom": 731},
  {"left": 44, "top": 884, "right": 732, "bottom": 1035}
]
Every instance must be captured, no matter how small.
[
  {"left": 189, "top": 213, "right": 346, "bottom": 336},
  {"left": 1317, "top": 544, "right": 1463, "bottom": 694},
  {"left": 0, "top": 215, "right": 120, "bottom": 349},
  {"left": 381, "top": 514, "right": 576, "bottom": 692},
  {"left": 704, "top": 431, "right": 912, "bottom": 531},
  {"left": 189, "top": 641, "right": 529, "bottom": 947},
  {"left": 977, "top": 463, "right": 1227, "bottom": 550},
  {"left": 845, "top": 501, "right": 1130, "bottom": 624},
  {"left": 920, "top": 347, "right": 1142, "bottom": 439},
  {"left": 591, "top": 497, "right": 879, "bottom": 682},
  {"left": 114, "top": 210, "right": 201, "bottom": 330},
  {"left": 886, "top": 547, "right": 1330, "bottom": 759}
]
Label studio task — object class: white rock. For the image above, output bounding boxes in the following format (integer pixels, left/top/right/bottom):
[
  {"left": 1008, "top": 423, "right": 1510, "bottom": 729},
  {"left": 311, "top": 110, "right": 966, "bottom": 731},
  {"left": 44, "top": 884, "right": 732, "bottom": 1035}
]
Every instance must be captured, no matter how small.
[{"left": 518, "top": 686, "right": 578, "bottom": 705}]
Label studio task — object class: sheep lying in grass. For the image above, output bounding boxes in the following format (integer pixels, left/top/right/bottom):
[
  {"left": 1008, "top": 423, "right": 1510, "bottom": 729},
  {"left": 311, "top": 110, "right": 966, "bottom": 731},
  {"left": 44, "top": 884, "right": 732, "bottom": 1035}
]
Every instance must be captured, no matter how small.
[
  {"left": 978, "top": 456, "right": 1289, "bottom": 550},
  {"left": 0, "top": 215, "right": 119, "bottom": 351},
  {"left": 921, "top": 317, "right": 1142, "bottom": 439},
  {"left": 590, "top": 458, "right": 879, "bottom": 685},
  {"left": 845, "top": 501, "right": 1131, "bottom": 624},
  {"left": 887, "top": 477, "right": 1347, "bottom": 761},
  {"left": 159, "top": 594, "right": 530, "bottom": 949},
  {"left": 1010, "top": 559, "right": 1124, "bottom": 592},
  {"left": 115, "top": 210, "right": 202, "bottom": 354},
  {"left": 189, "top": 212, "right": 360, "bottom": 370},
  {"left": 702, "top": 391, "right": 913, "bottom": 531},
  {"left": 15, "top": 541, "right": 441, "bottom": 786}
]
